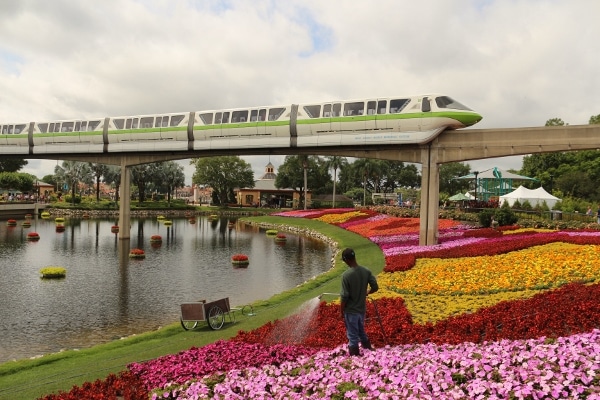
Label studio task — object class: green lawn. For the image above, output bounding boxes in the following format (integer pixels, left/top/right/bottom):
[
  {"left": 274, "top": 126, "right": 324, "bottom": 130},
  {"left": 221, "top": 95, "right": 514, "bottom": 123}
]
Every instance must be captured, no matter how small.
[{"left": 0, "top": 216, "right": 384, "bottom": 399}]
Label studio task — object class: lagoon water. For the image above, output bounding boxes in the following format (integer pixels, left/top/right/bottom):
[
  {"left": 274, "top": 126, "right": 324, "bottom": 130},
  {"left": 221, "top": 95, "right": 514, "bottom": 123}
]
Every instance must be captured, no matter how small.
[{"left": 0, "top": 216, "right": 331, "bottom": 363}]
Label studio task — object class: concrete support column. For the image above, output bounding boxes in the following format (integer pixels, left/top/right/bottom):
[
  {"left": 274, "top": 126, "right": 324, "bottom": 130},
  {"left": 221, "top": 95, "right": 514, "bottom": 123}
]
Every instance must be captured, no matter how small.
[
  {"left": 419, "top": 144, "right": 440, "bottom": 245},
  {"left": 118, "top": 159, "right": 131, "bottom": 240}
]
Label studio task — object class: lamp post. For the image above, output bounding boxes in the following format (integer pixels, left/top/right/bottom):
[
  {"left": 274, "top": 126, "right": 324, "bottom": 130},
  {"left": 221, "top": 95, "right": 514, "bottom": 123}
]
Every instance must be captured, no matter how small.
[
  {"left": 473, "top": 171, "right": 479, "bottom": 203},
  {"left": 302, "top": 157, "right": 308, "bottom": 210}
]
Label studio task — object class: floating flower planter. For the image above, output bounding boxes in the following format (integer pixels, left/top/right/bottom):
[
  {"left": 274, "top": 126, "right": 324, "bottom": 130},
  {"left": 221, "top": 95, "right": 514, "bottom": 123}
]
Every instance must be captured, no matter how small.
[
  {"left": 25, "top": 214, "right": 32, "bottom": 219},
  {"left": 55, "top": 217, "right": 65, "bottom": 224},
  {"left": 274, "top": 233, "right": 287, "bottom": 243},
  {"left": 41, "top": 212, "right": 50, "bottom": 219},
  {"left": 188, "top": 218, "right": 196, "bottom": 224},
  {"left": 6, "top": 219, "right": 17, "bottom": 227},
  {"left": 163, "top": 220, "right": 173, "bottom": 226},
  {"left": 228, "top": 222, "right": 235, "bottom": 229},
  {"left": 40, "top": 266, "right": 66, "bottom": 279},
  {"left": 111, "top": 225, "right": 119, "bottom": 234},
  {"left": 27, "top": 232, "right": 40, "bottom": 241},
  {"left": 82, "top": 213, "right": 90, "bottom": 219},
  {"left": 208, "top": 214, "right": 218, "bottom": 220},
  {"left": 157, "top": 215, "right": 166, "bottom": 220},
  {"left": 150, "top": 234, "right": 162, "bottom": 243},
  {"left": 231, "top": 254, "right": 249, "bottom": 267},
  {"left": 266, "top": 229, "right": 278, "bottom": 236},
  {"left": 129, "top": 248, "right": 146, "bottom": 259},
  {"left": 22, "top": 221, "right": 31, "bottom": 228},
  {"left": 55, "top": 224, "right": 65, "bottom": 233}
]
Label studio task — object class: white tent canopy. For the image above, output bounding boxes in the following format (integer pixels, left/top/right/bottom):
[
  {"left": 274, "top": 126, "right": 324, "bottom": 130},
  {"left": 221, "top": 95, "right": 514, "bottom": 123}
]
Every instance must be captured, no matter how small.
[{"left": 499, "top": 185, "right": 561, "bottom": 209}]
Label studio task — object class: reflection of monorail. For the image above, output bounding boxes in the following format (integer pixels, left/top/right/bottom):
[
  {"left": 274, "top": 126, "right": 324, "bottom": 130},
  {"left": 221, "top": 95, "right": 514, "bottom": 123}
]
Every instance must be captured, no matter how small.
[{"left": 0, "top": 94, "right": 481, "bottom": 155}]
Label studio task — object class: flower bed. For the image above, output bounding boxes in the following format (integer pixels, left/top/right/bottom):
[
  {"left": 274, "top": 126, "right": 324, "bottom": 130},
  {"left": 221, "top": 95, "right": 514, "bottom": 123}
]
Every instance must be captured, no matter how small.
[
  {"left": 54, "top": 217, "right": 65, "bottom": 224},
  {"left": 129, "top": 248, "right": 146, "bottom": 259},
  {"left": 41, "top": 212, "right": 51, "bottom": 219},
  {"left": 231, "top": 254, "right": 249, "bottom": 266},
  {"left": 265, "top": 229, "right": 278, "bottom": 236},
  {"left": 40, "top": 266, "right": 66, "bottom": 279},
  {"left": 274, "top": 233, "right": 287, "bottom": 242},
  {"left": 21, "top": 220, "right": 31, "bottom": 227},
  {"left": 111, "top": 225, "right": 119, "bottom": 233},
  {"left": 36, "top": 209, "right": 600, "bottom": 399}
]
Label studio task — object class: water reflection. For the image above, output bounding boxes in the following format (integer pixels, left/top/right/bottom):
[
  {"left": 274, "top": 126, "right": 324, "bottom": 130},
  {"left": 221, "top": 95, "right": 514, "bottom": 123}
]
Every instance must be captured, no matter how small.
[{"left": 0, "top": 216, "right": 331, "bottom": 363}]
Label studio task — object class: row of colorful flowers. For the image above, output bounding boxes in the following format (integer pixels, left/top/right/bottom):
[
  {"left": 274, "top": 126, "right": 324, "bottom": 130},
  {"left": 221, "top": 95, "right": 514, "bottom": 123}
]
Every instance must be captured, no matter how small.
[{"left": 39, "top": 208, "right": 600, "bottom": 398}]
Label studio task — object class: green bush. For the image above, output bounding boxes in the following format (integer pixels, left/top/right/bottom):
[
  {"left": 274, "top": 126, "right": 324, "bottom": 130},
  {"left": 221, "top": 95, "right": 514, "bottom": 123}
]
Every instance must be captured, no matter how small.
[
  {"left": 495, "top": 203, "right": 519, "bottom": 226},
  {"left": 478, "top": 209, "right": 495, "bottom": 227}
]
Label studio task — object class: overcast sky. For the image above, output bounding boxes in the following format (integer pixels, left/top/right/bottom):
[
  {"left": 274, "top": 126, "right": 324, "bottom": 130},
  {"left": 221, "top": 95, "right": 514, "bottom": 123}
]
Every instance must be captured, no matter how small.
[{"left": 1, "top": 0, "right": 598, "bottom": 184}]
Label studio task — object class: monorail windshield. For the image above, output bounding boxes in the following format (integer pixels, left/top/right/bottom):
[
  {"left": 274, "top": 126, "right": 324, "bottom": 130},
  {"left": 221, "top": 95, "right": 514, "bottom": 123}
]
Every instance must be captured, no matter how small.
[{"left": 435, "top": 96, "right": 472, "bottom": 111}]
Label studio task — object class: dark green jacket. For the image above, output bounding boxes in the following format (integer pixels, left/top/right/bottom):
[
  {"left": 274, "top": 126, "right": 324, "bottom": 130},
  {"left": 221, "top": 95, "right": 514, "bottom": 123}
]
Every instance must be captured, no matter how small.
[{"left": 340, "top": 265, "right": 378, "bottom": 314}]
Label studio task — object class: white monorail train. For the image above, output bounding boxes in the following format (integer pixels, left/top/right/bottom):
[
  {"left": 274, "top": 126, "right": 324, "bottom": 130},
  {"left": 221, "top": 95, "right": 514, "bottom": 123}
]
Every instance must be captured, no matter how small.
[{"left": 0, "top": 94, "right": 481, "bottom": 155}]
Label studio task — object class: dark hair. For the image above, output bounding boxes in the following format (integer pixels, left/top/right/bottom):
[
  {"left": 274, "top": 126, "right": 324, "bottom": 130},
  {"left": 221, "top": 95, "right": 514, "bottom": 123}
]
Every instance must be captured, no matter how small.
[{"left": 342, "top": 248, "right": 355, "bottom": 262}]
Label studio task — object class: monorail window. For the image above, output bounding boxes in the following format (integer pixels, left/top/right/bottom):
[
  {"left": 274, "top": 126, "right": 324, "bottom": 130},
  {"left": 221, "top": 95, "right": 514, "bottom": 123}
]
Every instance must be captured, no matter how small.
[
  {"left": 232, "top": 110, "right": 248, "bottom": 123},
  {"left": 170, "top": 115, "right": 185, "bottom": 126},
  {"left": 62, "top": 122, "right": 74, "bottom": 132},
  {"left": 303, "top": 105, "right": 321, "bottom": 118},
  {"left": 141, "top": 117, "right": 154, "bottom": 129},
  {"left": 88, "top": 120, "right": 101, "bottom": 131},
  {"left": 215, "top": 113, "right": 222, "bottom": 124},
  {"left": 75, "top": 122, "right": 81, "bottom": 131},
  {"left": 367, "top": 101, "right": 376, "bottom": 115},
  {"left": 323, "top": 104, "right": 332, "bottom": 117},
  {"left": 125, "top": 118, "right": 139, "bottom": 129},
  {"left": 1, "top": 125, "right": 8, "bottom": 134},
  {"left": 344, "top": 102, "right": 364, "bottom": 116},
  {"left": 378, "top": 100, "right": 387, "bottom": 114},
  {"left": 15, "top": 124, "right": 26, "bottom": 133},
  {"left": 199, "top": 113, "right": 213, "bottom": 125},
  {"left": 222, "top": 112, "right": 230, "bottom": 124},
  {"left": 38, "top": 123, "right": 48, "bottom": 133},
  {"left": 259, "top": 109, "right": 266, "bottom": 121},
  {"left": 81, "top": 121, "right": 88, "bottom": 131},
  {"left": 250, "top": 110, "right": 258, "bottom": 122},
  {"left": 155, "top": 116, "right": 168, "bottom": 128},
  {"left": 333, "top": 103, "right": 341, "bottom": 117},
  {"left": 268, "top": 108, "right": 285, "bottom": 121},
  {"left": 435, "top": 96, "right": 472, "bottom": 111},
  {"left": 113, "top": 119, "right": 125, "bottom": 129},
  {"left": 389, "top": 99, "right": 409, "bottom": 113}
]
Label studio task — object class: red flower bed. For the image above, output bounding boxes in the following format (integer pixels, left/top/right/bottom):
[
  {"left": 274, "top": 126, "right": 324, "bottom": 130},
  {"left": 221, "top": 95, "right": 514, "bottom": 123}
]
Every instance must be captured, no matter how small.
[
  {"left": 231, "top": 254, "right": 249, "bottom": 262},
  {"left": 233, "top": 283, "right": 600, "bottom": 349},
  {"left": 39, "top": 371, "right": 147, "bottom": 400}
]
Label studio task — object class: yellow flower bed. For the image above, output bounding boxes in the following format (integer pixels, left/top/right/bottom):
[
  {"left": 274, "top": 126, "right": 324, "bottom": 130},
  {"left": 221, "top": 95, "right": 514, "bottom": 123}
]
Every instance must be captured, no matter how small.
[
  {"left": 401, "top": 290, "right": 544, "bottom": 324},
  {"left": 315, "top": 211, "right": 367, "bottom": 224},
  {"left": 379, "top": 242, "right": 600, "bottom": 295},
  {"left": 501, "top": 228, "right": 556, "bottom": 235}
]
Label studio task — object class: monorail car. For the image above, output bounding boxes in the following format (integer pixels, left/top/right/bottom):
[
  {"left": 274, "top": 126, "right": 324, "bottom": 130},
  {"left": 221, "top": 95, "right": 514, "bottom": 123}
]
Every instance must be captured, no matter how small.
[{"left": 0, "top": 94, "right": 481, "bottom": 155}]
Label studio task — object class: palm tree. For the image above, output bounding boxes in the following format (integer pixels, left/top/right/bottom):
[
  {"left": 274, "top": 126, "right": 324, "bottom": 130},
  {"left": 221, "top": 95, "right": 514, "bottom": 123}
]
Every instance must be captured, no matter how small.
[
  {"left": 88, "top": 162, "right": 110, "bottom": 202},
  {"left": 54, "top": 161, "right": 91, "bottom": 204},
  {"left": 325, "top": 156, "right": 348, "bottom": 208}
]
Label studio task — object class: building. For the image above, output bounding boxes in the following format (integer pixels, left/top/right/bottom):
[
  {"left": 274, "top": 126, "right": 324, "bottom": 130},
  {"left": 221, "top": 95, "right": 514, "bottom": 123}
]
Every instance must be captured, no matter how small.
[{"left": 235, "top": 162, "right": 311, "bottom": 208}]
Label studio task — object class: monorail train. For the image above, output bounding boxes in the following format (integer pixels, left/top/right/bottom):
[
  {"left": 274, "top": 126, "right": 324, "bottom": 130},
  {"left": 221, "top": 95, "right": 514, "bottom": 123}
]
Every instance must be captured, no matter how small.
[{"left": 0, "top": 94, "right": 481, "bottom": 155}]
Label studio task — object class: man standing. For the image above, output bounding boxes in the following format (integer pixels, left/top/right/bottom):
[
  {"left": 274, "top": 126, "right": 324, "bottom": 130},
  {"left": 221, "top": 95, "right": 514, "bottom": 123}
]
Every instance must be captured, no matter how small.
[{"left": 340, "top": 247, "right": 379, "bottom": 356}]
